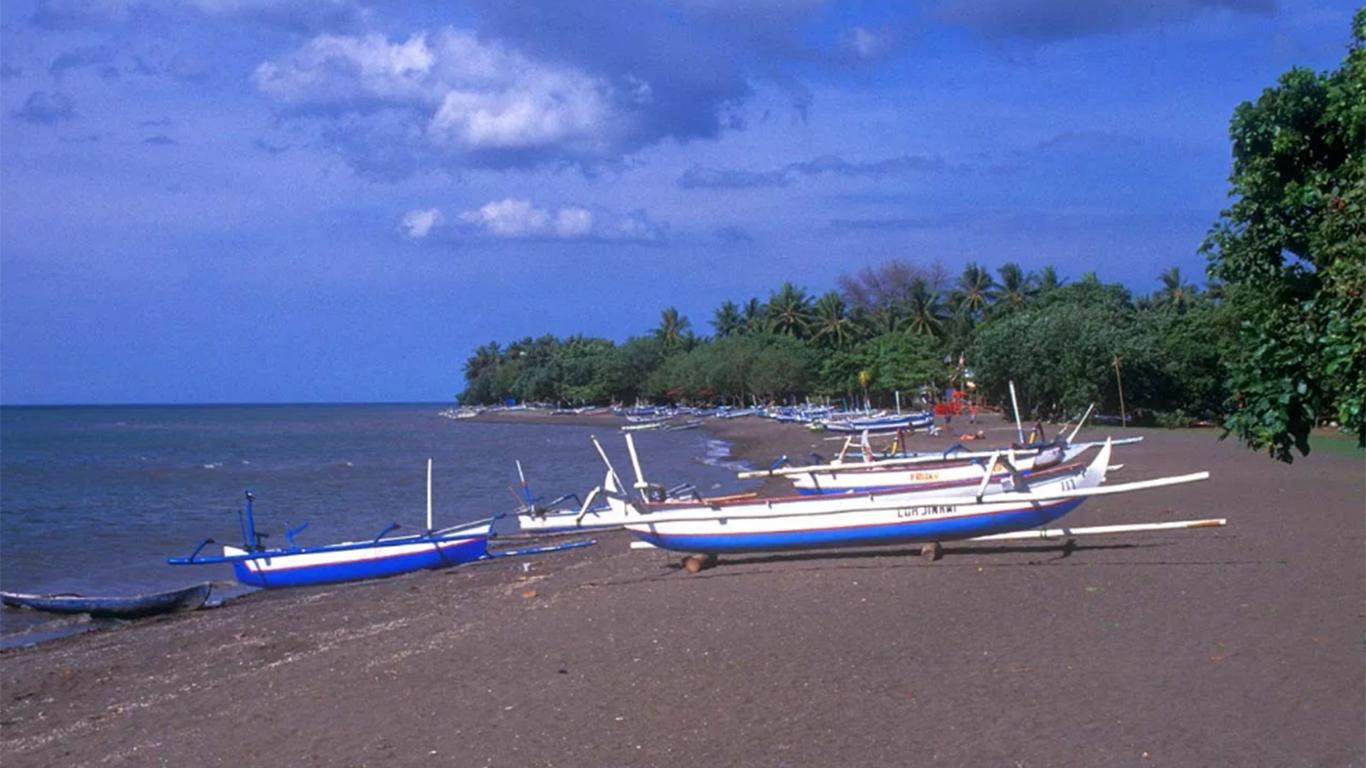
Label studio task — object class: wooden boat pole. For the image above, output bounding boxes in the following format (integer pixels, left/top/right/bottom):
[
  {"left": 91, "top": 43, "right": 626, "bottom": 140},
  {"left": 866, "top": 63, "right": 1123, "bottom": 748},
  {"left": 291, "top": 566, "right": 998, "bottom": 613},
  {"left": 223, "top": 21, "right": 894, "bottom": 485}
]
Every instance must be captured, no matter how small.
[
  {"left": 1008, "top": 380, "right": 1025, "bottom": 444},
  {"left": 1113, "top": 355, "right": 1127, "bottom": 427},
  {"left": 1066, "top": 403, "right": 1096, "bottom": 444},
  {"left": 970, "top": 518, "right": 1227, "bottom": 541},
  {"left": 590, "top": 435, "right": 627, "bottom": 494},
  {"left": 625, "top": 433, "right": 649, "bottom": 490},
  {"left": 426, "top": 458, "right": 434, "bottom": 532}
]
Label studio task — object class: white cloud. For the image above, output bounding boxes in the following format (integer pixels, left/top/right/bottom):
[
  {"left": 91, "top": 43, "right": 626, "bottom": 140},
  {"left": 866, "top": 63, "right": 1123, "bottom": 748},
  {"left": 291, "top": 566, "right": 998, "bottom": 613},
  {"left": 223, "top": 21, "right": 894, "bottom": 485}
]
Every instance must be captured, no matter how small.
[
  {"left": 554, "top": 207, "right": 594, "bottom": 238},
  {"left": 458, "top": 198, "right": 549, "bottom": 237},
  {"left": 840, "top": 26, "right": 897, "bottom": 60},
  {"left": 255, "top": 28, "right": 622, "bottom": 159},
  {"left": 407, "top": 199, "right": 660, "bottom": 242},
  {"left": 400, "top": 207, "right": 442, "bottom": 239},
  {"left": 254, "top": 32, "right": 435, "bottom": 108}
]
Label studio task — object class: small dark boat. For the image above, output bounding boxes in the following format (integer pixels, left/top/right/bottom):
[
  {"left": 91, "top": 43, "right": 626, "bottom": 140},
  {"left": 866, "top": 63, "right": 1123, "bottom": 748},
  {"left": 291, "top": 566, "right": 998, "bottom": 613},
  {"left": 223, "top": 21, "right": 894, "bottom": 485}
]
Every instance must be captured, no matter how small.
[{"left": 0, "top": 583, "right": 212, "bottom": 619}]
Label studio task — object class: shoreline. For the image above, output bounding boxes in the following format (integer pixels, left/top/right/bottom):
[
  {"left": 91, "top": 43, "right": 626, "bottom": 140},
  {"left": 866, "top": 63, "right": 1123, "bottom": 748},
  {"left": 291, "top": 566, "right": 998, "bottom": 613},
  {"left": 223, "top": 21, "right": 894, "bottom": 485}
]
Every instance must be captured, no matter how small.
[{"left": 1, "top": 416, "right": 1362, "bottom": 766}]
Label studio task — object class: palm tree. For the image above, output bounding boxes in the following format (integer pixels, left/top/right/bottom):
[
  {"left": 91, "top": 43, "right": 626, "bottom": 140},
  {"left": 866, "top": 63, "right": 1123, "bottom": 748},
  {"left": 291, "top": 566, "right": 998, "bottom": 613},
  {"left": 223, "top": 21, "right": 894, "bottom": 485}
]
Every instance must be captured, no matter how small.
[
  {"left": 655, "top": 307, "right": 691, "bottom": 346},
  {"left": 862, "top": 302, "right": 904, "bottom": 336},
  {"left": 711, "top": 300, "right": 743, "bottom": 337},
  {"left": 1037, "top": 265, "right": 1065, "bottom": 294},
  {"left": 995, "top": 262, "right": 1037, "bottom": 310},
  {"left": 1155, "top": 267, "right": 1199, "bottom": 313},
  {"left": 904, "top": 278, "right": 945, "bottom": 337},
  {"left": 740, "top": 298, "right": 765, "bottom": 334},
  {"left": 954, "top": 262, "right": 996, "bottom": 317},
  {"left": 766, "top": 282, "right": 813, "bottom": 338},
  {"left": 812, "top": 291, "right": 857, "bottom": 349},
  {"left": 463, "top": 341, "right": 502, "bottom": 379}
]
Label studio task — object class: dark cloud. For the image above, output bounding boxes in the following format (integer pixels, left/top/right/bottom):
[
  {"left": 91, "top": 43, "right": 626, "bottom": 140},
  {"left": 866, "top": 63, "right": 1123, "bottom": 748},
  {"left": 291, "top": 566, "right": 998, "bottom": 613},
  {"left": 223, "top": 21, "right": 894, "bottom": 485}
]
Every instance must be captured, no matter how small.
[
  {"left": 13, "top": 91, "right": 77, "bottom": 124},
  {"left": 50, "top": 46, "right": 118, "bottom": 79},
  {"left": 829, "top": 216, "right": 946, "bottom": 232},
  {"left": 714, "top": 225, "right": 754, "bottom": 245},
  {"left": 58, "top": 132, "right": 111, "bottom": 144},
  {"left": 981, "top": 129, "right": 1147, "bottom": 174},
  {"left": 462, "top": 0, "right": 820, "bottom": 154},
  {"left": 1, "top": 64, "right": 23, "bottom": 79},
  {"left": 1035, "top": 130, "right": 1142, "bottom": 151},
  {"left": 143, "top": 135, "right": 177, "bottom": 146},
  {"left": 680, "top": 153, "right": 951, "bottom": 189},
  {"left": 680, "top": 166, "right": 790, "bottom": 189},
  {"left": 138, "top": 116, "right": 173, "bottom": 127},
  {"left": 937, "top": 0, "right": 1275, "bottom": 41},
  {"left": 252, "top": 138, "right": 290, "bottom": 155}
]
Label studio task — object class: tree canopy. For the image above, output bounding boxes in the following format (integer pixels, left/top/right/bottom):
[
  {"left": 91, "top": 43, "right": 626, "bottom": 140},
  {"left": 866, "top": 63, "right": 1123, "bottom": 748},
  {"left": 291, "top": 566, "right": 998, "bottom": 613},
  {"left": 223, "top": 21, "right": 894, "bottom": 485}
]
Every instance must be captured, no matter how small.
[{"left": 1201, "top": 8, "right": 1365, "bottom": 459}]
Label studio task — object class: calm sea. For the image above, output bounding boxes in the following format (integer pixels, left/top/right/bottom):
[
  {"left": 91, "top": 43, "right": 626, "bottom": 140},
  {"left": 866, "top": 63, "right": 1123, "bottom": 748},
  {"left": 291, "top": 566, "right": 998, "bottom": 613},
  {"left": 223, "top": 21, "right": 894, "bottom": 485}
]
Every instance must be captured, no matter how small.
[{"left": 0, "top": 404, "right": 752, "bottom": 645}]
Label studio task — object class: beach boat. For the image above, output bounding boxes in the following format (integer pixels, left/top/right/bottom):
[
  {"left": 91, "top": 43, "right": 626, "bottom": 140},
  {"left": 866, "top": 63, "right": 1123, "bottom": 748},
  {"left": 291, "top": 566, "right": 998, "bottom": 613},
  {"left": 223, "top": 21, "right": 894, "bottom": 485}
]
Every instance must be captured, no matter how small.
[
  {"left": 663, "top": 419, "right": 704, "bottom": 431},
  {"left": 510, "top": 457, "right": 742, "bottom": 534},
  {"left": 745, "top": 406, "right": 1141, "bottom": 483},
  {"left": 620, "top": 419, "right": 670, "bottom": 432},
  {"left": 785, "top": 443, "right": 1081, "bottom": 495},
  {"left": 514, "top": 468, "right": 635, "bottom": 534},
  {"left": 821, "top": 412, "right": 933, "bottom": 434},
  {"left": 1, "top": 583, "right": 212, "bottom": 619},
  {"left": 607, "top": 434, "right": 1217, "bottom": 559},
  {"left": 169, "top": 461, "right": 594, "bottom": 589}
]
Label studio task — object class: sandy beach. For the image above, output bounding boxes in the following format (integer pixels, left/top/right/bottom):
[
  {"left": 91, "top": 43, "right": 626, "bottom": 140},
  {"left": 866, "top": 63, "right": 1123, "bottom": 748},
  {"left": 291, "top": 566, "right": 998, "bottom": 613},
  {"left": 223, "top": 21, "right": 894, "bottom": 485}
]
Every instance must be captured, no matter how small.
[{"left": 1, "top": 416, "right": 1362, "bottom": 767}]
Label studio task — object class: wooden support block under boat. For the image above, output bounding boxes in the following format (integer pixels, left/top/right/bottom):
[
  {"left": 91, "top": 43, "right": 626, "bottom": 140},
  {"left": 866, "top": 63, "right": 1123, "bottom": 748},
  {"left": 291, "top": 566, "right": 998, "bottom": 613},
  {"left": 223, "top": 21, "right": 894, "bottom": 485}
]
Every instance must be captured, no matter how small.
[
  {"left": 682, "top": 554, "right": 718, "bottom": 573},
  {"left": 920, "top": 542, "right": 943, "bottom": 561}
]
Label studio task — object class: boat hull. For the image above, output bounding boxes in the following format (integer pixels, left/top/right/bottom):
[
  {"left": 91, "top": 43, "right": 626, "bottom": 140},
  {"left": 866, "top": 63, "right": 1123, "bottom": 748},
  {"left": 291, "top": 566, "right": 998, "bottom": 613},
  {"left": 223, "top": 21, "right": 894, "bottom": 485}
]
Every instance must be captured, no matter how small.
[
  {"left": 0, "top": 583, "right": 212, "bottom": 619},
  {"left": 225, "top": 536, "right": 487, "bottom": 589},
  {"left": 627, "top": 498, "right": 1086, "bottom": 554}
]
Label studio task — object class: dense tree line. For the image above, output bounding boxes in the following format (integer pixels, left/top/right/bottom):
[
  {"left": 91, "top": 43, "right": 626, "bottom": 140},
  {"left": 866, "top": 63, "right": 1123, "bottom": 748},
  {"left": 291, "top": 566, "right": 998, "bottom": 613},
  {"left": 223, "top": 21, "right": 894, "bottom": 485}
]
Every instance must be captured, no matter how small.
[
  {"left": 460, "top": 262, "right": 1232, "bottom": 424},
  {"left": 461, "top": 10, "right": 1364, "bottom": 461}
]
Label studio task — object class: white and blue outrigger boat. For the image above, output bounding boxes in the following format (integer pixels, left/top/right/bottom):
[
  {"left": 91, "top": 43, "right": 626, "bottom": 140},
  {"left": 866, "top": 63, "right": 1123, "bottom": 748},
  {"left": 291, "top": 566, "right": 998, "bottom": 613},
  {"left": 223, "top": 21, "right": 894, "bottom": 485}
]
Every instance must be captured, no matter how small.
[
  {"left": 169, "top": 461, "right": 594, "bottom": 589},
  {"left": 600, "top": 434, "right": 1222, "bottom": 566}
]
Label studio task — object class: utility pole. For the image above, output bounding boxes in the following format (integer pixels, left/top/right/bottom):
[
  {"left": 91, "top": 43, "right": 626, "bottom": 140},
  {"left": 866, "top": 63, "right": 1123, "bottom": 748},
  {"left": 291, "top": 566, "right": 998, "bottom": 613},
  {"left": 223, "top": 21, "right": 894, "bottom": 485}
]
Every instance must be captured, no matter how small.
[{"left": 1113, "top": 355, "right": 1127, "bottom": 427}]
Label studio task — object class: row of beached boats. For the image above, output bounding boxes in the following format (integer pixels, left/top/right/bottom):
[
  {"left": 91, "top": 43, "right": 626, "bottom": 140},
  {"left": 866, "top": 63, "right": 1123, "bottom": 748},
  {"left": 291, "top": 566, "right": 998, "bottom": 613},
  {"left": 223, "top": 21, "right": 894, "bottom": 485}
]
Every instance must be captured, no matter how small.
[
  {"left": 512, "top": 421, "right": 1220, "bottom": 565},
  {"left": 2, "top": 402, "right": 1223, "bottom": 621}
]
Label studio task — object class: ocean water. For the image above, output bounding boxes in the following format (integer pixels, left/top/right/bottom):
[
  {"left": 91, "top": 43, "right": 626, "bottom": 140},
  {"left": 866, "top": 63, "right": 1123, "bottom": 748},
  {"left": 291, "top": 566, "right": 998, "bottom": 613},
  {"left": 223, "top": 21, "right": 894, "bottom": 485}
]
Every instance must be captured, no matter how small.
[{"left": 0, "top": 404, "right": 752, "bottom": 645}]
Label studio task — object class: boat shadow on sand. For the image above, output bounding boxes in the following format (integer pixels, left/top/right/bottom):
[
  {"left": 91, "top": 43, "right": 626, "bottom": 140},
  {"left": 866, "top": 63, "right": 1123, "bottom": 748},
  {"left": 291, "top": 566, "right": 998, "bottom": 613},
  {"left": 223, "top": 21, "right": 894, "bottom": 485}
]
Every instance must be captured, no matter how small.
[
  {"left": 596, "top": 535, "right": 1263, "bottom": 586},
  {"left": 669, "top": 539, "right": 1153, "bottom": 571}
]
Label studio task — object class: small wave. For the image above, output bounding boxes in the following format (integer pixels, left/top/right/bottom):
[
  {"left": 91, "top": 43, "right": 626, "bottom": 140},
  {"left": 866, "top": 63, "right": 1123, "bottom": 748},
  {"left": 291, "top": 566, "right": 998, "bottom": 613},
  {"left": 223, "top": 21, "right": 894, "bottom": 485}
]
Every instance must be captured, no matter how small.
[{"left": 201, "top": 462, "right": 223, "bottom": 469}]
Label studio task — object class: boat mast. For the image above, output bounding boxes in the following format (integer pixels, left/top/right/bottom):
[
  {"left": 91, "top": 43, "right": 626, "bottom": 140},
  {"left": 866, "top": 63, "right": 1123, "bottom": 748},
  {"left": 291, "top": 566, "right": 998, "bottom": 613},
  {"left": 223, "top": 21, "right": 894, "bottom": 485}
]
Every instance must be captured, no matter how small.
[
  {"left": 426, "top": 458, "right": 434, "bottom": 532},
  {"left": 1008, "top": 380, "right": 1025, "bottom": 444}
]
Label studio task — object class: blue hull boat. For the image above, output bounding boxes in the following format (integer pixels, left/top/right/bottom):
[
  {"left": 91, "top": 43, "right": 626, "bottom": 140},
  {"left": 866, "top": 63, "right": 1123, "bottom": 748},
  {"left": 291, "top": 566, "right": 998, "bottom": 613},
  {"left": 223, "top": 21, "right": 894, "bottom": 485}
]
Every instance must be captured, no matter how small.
[
  {"left": 171, "top": 464, "right": 596, "bottom": 589},
  {"left": 1, "top": 583, "right": 212, "bottom": 619}
]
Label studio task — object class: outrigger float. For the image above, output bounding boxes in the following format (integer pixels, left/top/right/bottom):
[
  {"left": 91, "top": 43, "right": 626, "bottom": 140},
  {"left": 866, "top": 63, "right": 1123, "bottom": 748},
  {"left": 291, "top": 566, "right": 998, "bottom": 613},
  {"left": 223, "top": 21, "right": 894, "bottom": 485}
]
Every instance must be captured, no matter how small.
[{"left": 169, "top": 460, "right": 595, "bottom": 589}]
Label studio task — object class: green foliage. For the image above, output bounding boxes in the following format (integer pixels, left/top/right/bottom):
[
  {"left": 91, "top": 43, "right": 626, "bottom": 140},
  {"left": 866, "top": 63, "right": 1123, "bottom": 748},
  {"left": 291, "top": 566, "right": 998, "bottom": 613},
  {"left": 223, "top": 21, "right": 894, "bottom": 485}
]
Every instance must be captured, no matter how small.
[
  {"left": 643, "top": 333, "right": 814, "bottom": 404},
  {"left": 857, "top": 334, "right": 942, "bottom": 404},
  {"left": 1201, "top": 9, "right": 1366, "bottom": 460},
  {"left": 971, "top": 291, "right": 1139, "bottom": 418},
  {"left": 765, "top": 282, "right": 814, "bottom": 338}
]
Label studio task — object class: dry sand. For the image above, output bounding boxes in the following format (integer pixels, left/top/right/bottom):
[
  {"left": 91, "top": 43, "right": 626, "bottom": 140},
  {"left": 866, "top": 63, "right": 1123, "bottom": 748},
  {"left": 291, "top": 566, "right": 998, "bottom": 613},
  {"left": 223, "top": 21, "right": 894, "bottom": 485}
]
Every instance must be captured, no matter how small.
[{"left": 1, "top": 417, "right": 1362, "bottom": 767}]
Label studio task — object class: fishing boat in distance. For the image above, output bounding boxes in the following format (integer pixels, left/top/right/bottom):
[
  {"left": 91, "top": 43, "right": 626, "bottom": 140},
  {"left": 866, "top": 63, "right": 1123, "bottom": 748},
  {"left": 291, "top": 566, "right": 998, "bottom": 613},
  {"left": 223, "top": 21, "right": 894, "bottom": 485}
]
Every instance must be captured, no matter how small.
[
  {"left": 169, "top": 460, "right": 594, "bottom": 589},
  {"left": 1, "top": 583, "right": 212, "bottom": 619},
  {"left": 819, "top": 411, "right": 933, "bottom": 434}
]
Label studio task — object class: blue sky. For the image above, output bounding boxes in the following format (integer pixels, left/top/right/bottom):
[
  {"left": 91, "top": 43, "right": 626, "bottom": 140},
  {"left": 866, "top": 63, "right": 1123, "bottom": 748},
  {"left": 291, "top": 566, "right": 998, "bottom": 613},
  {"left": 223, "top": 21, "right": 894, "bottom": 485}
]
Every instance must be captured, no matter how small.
[{"left": 0, "top": 0, "right": 1357, "bottom": 404}]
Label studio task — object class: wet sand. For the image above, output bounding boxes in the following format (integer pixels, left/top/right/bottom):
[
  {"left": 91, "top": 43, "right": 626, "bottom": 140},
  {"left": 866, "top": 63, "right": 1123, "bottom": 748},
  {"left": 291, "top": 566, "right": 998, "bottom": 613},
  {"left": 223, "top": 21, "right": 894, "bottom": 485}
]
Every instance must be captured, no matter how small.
[{"left": 1, "top": 417, "right": 1362, "bottom": 767}]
